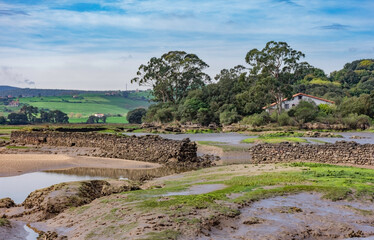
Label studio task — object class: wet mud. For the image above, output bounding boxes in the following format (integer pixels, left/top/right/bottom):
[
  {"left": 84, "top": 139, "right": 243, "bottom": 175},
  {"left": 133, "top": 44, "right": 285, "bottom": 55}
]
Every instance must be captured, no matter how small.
[{"left": 201, "top": 193, "right": 374, "bottom": 240}]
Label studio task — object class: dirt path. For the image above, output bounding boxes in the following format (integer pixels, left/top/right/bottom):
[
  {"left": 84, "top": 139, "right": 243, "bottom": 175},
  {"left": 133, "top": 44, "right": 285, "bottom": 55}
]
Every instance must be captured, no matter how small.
[{"left": 0, "top": 154, "right": 162, "bottom": 177}]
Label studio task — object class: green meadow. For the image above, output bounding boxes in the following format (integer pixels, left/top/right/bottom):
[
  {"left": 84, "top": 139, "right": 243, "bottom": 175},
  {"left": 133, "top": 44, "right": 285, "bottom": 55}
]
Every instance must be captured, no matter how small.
[{"left": 5, "top": 94, "right": 152, "bottom": 123}]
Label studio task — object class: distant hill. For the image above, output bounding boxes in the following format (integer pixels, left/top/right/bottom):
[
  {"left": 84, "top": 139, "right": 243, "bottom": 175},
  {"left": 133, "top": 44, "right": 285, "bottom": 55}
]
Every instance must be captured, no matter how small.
[
  {"left": 0, "top": 86, "right": 132, "bottom": 98},
  {"left": 0, "top": 85, "right": 20, "bottom": 93}
]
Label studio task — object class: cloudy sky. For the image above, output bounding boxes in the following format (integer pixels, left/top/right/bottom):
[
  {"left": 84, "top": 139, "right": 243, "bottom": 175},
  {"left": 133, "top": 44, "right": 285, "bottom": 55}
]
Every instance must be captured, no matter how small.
[{"left": 0, "top": 0, "right": 373, "bottom": 90}]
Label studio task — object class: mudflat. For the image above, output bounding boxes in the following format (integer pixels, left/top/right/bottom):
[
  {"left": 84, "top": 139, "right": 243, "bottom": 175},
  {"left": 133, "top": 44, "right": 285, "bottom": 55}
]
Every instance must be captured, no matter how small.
[{"left": 0, "top": 154, "right": 162, "bottom": 177}]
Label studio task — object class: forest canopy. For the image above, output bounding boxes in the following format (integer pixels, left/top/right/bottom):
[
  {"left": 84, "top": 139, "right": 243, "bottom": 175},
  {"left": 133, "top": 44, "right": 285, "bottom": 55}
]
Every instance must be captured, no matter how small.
[{"left": 133, "top": 42, "right": 374, "bottom": 129}]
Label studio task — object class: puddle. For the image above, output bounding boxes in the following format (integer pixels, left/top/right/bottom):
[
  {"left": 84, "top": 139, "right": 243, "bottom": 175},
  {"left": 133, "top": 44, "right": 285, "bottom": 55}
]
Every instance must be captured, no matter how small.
[
  {"left": 201, "top": 193, "right": 374, "bottom": 240},
  {"left": 0, "top": 171, "right": 105, "bottom": 204},
  {"left": 24, "top": 224, "right": 39, "bottom": 240},
  {"left": 162, "top": 184, "right": 226, "bottom": 196},
  {"left": 45, "top": 166, "right": 184, "bottom": 180},
  {"left": 0, "top": 167, "right": 188, "bottom": 204}
]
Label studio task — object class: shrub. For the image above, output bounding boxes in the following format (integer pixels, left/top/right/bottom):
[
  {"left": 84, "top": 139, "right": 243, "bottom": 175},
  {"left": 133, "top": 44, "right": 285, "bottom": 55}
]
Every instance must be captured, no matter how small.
[
  {"left": 126, "top": 108, "right": 147, "bottom": 124},
  {"left": 343, "top": 114, "right": 371, "bottom": 130},
  {"left": 0, "top": 116, "right": 6, "bottom": 125},
  {"left": 220, "top": 109, "right": 241, "bottom": 125},
  {"left": 278, "top": 112, "right": 291, "bottom": 126},
  {"left": 241, "top": 112, "right": 270, "bottom": 127},
  {"left": 293, "top": 101, "right": 318, "bottom": 124}
]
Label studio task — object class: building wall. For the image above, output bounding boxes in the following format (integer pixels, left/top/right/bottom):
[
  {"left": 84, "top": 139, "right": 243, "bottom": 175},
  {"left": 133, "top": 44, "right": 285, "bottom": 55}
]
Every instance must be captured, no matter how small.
[{"left": 266, "top": 95, "right": 332, "bottom": 112}]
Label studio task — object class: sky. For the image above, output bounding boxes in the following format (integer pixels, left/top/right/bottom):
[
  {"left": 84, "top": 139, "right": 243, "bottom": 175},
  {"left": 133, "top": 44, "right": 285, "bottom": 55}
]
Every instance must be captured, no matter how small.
[{"left": 0, "top": 0, "right": 373, "bottom": 90}]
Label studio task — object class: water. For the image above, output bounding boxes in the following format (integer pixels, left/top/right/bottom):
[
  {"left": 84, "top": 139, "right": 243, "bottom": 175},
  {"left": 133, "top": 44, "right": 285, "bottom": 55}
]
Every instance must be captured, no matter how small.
[
  {"left": 306, "top": 131, "right": 374, "bottom": 145},
  {"left": 162, "top": 184, "right": 226, "bottom": 196},
  {"left": 24, "top": 224, "right": 39, "bottom": 240},
  {"left": 0, "top": 171, "right": 105, "bottom": 204},
  {"left": 125, "top": 132, "right": 253, "bottom": 144},
  {"left": 126, "top": 132, "right": 374, "bottom": 145}
]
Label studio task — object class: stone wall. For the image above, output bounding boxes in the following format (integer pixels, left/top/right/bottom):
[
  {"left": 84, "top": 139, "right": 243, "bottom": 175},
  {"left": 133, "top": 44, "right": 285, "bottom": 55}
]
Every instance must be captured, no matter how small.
[
  {"left": 10, "top": 131, "right": 201, "bottom": 166},
  {"left": 249, "top": 141, "right": 374, "bottom": 165}
]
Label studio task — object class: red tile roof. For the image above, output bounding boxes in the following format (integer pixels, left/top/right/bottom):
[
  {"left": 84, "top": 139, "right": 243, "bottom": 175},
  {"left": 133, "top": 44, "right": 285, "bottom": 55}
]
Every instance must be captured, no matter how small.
[{"left": 262, "top": 93, "right": 335, "bottom": 109}]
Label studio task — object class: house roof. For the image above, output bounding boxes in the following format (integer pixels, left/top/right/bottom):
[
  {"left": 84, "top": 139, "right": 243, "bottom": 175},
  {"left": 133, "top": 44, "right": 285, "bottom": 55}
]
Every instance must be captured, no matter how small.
[{"left": 262, "top": 93, "right": 335, "bottom": 109}]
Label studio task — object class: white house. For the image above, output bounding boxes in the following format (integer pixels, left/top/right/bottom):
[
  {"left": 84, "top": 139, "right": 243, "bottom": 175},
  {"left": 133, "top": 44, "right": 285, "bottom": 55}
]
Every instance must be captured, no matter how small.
[{"left": 263, "top": 93, "right": 334, "bottom": 113}]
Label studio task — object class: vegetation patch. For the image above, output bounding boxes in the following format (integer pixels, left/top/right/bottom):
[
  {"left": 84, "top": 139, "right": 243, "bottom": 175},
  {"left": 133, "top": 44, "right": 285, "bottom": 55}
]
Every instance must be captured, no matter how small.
[
  {"left": 0, "top": 218, "right": 10, "bottom": 227},
  {"left": 241, "top": 137, "right": 308, "bottom": 144},
  {"left": 140, "top": 230, "right": 180, "bottom": 240},
  {"left": 6, "top": 145, "right": 30, "bottom": 149}
]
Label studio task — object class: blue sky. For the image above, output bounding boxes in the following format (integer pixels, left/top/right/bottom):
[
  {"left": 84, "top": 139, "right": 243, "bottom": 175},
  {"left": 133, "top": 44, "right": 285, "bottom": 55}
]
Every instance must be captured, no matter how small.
[{"left": 0, "top": 0, "right": 373, "bottom": 90}]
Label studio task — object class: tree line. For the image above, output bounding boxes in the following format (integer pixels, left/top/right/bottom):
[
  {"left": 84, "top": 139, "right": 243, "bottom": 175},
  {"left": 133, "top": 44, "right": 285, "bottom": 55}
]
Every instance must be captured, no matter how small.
[
  {"left": 0, "top": 105, "right": 69, "bottom": 125},
  {"left": 130, "top": 41, "right": 374, "bottom": 129}
]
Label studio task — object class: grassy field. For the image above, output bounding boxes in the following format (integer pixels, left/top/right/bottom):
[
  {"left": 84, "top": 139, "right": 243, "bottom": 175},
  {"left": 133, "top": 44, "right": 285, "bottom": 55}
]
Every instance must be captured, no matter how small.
[{"left": 0, "top": 93, "right": 151, "bottom": 123}]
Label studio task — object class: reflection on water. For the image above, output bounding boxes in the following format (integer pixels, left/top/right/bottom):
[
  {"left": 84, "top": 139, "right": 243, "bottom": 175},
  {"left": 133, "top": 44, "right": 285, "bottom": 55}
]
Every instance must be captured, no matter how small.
[
  {"left": 25, "top": 224, "right": 39, "bottom": 240},
  {"left": 0, "top": 172, "right": 105, "bottom": 204},
  {"left": 45, "top": 166, "right": 186, "bottom": 181},
  {"left": 125, "top": 132, "right": 252, "bottom": 144},
  {"left": 127, "top": 132, "right": 374, "bottom": 145},
  {"left": 0, "top": 167, "right": 189, "bottom": 204}
]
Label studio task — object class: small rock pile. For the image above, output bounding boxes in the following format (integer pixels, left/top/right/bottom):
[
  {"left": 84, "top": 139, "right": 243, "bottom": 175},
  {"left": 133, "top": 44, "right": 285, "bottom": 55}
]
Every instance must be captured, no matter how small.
[{"left": 249, "top": 141, "right": 374, "bottom": 166}]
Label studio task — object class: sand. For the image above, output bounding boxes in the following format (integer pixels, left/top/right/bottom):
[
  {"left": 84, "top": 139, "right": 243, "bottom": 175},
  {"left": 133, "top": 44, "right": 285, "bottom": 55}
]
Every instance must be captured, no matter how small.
[{"left": 0, "top": 154, "right": 162, "bottom": 177}]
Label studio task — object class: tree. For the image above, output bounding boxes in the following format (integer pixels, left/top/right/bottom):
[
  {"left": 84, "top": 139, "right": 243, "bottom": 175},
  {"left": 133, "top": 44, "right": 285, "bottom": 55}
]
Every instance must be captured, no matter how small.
[
  {"left": 7, "top": 113, "right": 28, "bottom": 125},
  {"left": 20, "top": 105, "right": 39, "bottom": 123},
  {"left": 246, "top": 41, "right": 306, "bottom": 113},
  {"left": 131, "top": 51, "right": 210, "bottom": 104},
  {"left": 49, "top": 110, "right": 69, "bottom": 123},
  {"left": 126, "top": 108, "right": 147, "bottom": 124},
  {"left": 0, "top": 116, "right": 7, "bottom": 125}
]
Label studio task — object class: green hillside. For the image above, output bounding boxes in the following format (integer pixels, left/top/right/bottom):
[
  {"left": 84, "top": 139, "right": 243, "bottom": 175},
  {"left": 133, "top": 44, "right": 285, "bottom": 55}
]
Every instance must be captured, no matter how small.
[{"left": 2, "top": 93, "right": 151, "bottom": 124}]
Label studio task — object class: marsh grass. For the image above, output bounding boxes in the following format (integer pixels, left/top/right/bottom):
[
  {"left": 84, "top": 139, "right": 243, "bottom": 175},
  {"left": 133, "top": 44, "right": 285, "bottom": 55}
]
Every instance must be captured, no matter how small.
[
  {"left": 197, "top": 141, "right": 248, "bottom": 152},
  {"left": 241, "top": 137, "right": 308, "bottom": 144},
  {"left": 0, "top": 218, "right": 10, "bottom": 227},
  {"left": 140, "top": 230, "right": 180, "bottom": 240},
  {"left": 131, "top": 163, "right": 374, "bottom": 214},
  {"left": 6, "top": 145, "right": 30, "bottom": 149}
]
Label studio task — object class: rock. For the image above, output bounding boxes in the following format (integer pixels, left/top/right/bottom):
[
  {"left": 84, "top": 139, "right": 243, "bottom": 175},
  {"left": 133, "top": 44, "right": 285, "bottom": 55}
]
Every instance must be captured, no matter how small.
[
  {"left": 37, "top": 231, "right": 67, "bottom": 240},
  {"left": 10, "top": 131, "right": 215, "bottom": 168},
  {"left": 249, "top": 141, "right": 374, "bottom": 166},
  {"left": 22, "top": 180, "right": 139, "bottom": 220},
  {"left": 0, "top": 198, "right": 16, "bottom": 208},
  {"left": 350, "top": 135, "right": 369, "bottom": 139},
  {"left": 242, "top": 217, "right": 264, "bottom": 225}
]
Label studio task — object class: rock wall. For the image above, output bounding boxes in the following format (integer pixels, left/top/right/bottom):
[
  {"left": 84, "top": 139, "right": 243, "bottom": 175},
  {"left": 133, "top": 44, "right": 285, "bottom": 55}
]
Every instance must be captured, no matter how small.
[
  {"left": 249, "top": 141, "right": 374, "bottom": 165},
  {"left": 10, "top": 131, "right": 199, "bottom": 166}
]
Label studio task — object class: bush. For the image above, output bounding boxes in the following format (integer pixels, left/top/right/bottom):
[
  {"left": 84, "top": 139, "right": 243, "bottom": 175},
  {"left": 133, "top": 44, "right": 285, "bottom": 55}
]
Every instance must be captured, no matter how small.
[
  {"left": 318, "top": 104, "right": 335, "bottom": 115},
  {"left": 0, "top": 116, "right": 6, "bottom": 125},
  {"left": 278, "top": 112, "right": 291, "bottom": 126},
  {"left": 126, "top": 108, "right": 147, "bottom": 124},
  {"left": 154, "top": 108, "right": 175, "bottom": 123},
  {"left": 7, "top": 113, "right": 28, "bottom": 125},
  {"left": 241, "top": 112, "right": 270, "bottom": 127},
  {"left": 293, "top": 101, "right": 318, "bottom": 124},
  {"left": 220, "top": 108, "right": 241, "bottom": 125},
  {"left": 343, "top": 114, "right": 371, "bottom": 130}
]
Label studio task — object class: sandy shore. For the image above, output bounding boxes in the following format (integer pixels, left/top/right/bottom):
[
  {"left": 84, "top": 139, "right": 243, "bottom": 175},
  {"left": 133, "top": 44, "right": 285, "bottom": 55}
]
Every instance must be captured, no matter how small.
[{"left": 0, "top": 154, "right": 162, "bottom": 177}]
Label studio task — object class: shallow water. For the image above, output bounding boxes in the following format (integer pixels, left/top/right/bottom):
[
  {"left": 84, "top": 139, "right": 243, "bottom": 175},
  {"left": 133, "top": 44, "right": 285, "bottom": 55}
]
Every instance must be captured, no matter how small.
[
  {"left": 46, "top": 166, "right": 184, "bottom": 180},
  {"left": 24, "top": 224, "right": 39, "bottom": 240},
  {"left": 307, "top": 131, "right": 374, "bottom": 144},
  {"left": 127, "top": 132, "right": 374, "bottom": 145},
  {"left": 162, "top": 184, "right": 226, "bottom": 196},
  {"left": 125, "top": 132, "right": 253, "bottom": 144},
  {"left": 0, "top": 172, "right": 105, "bottom": 203}
]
